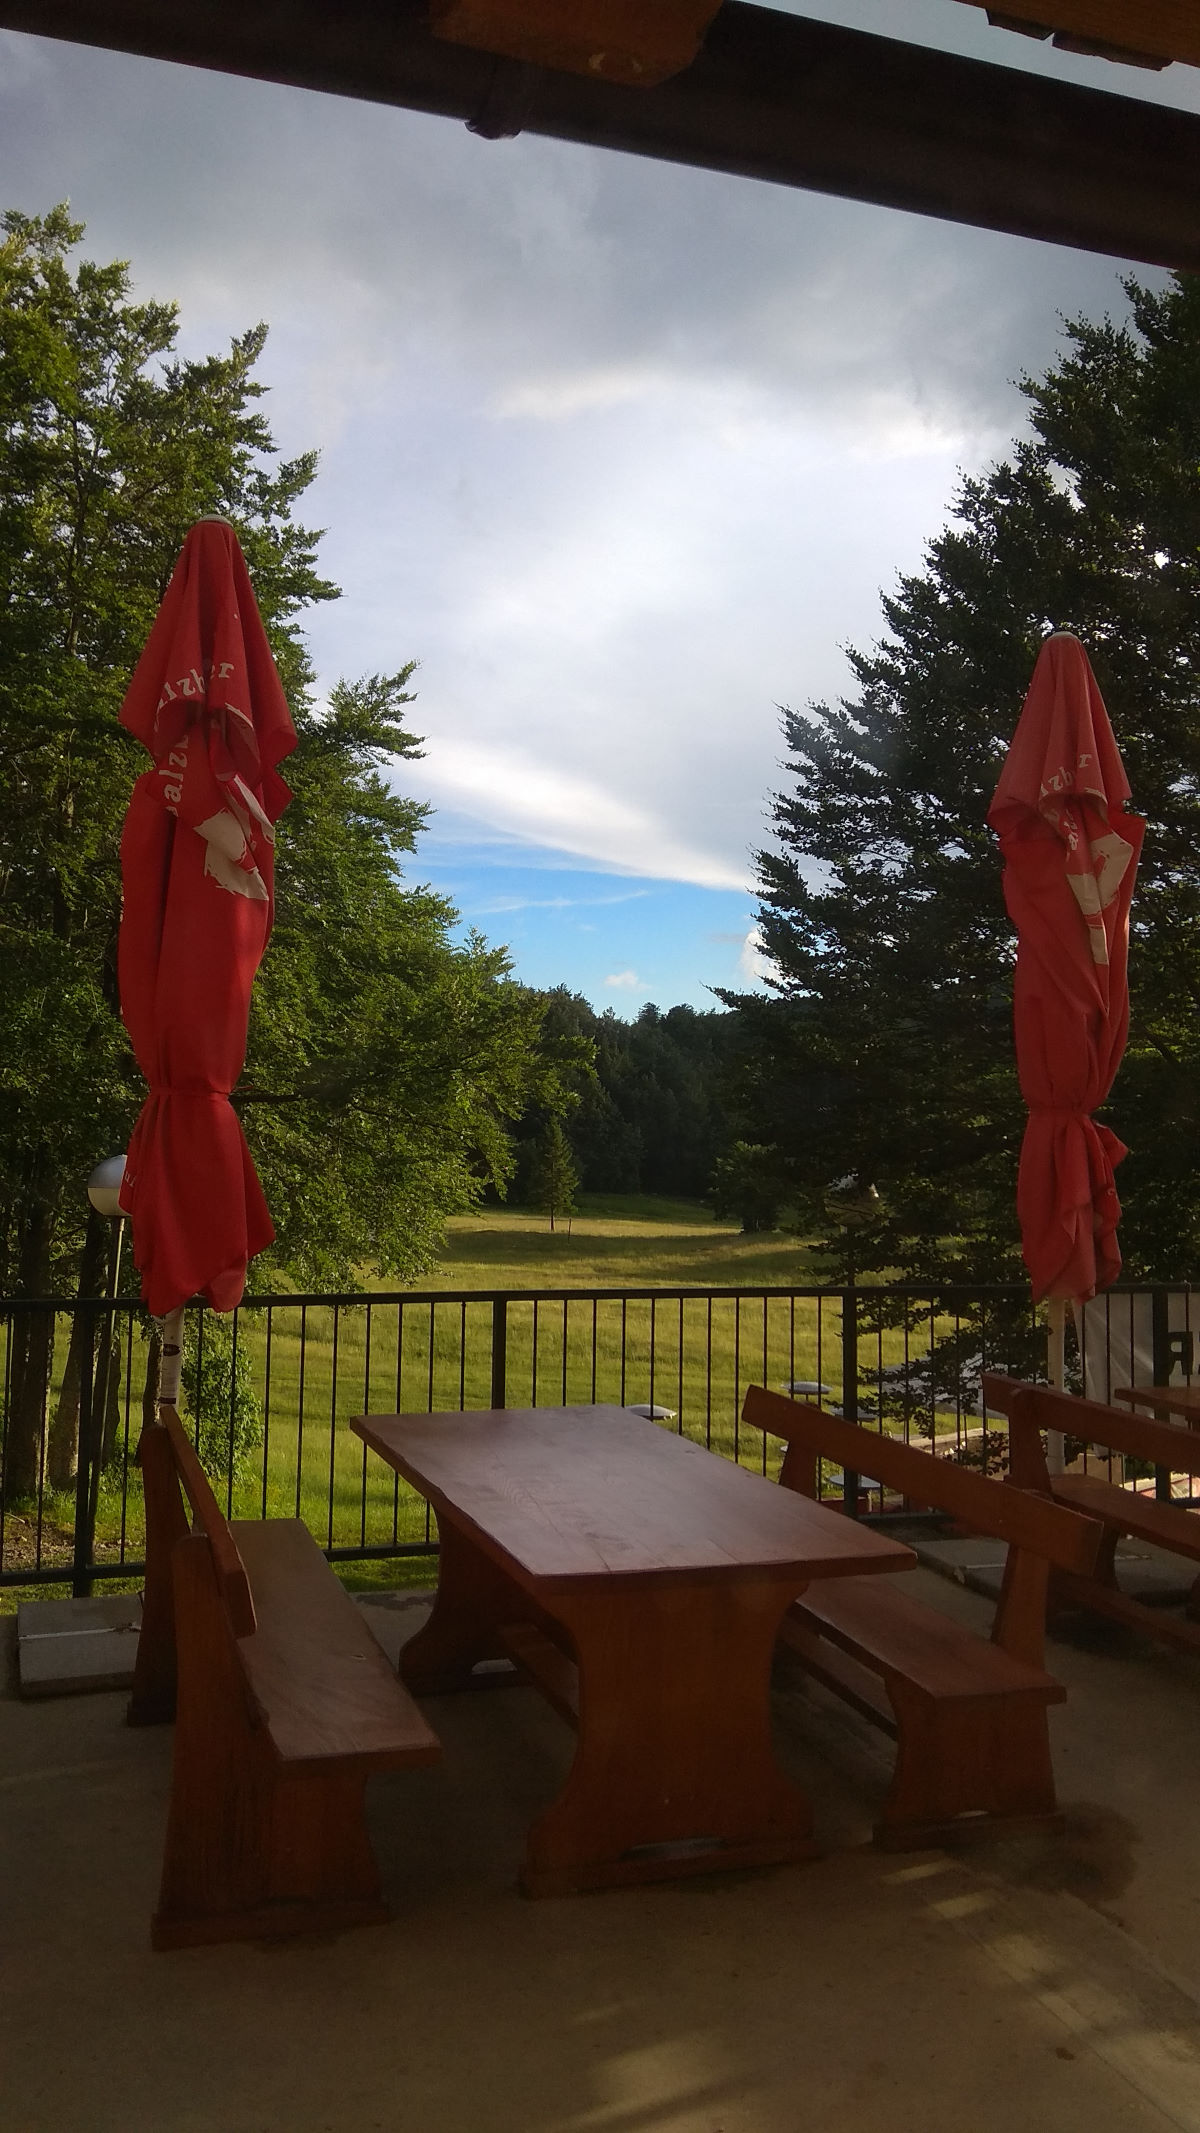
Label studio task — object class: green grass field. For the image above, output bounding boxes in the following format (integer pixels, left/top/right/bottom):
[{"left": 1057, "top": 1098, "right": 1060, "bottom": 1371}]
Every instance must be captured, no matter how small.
[{"left": 3, "top": 1197, "right": 986, "bottom": 1603}]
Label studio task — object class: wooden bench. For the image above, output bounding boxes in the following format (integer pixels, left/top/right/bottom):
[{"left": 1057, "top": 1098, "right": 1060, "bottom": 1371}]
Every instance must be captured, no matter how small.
[
  {"left": 128, "top": 1410, "right": 440, "bottom": 1950},
  {"left": 984, "top": 1373, "right": 1200, "bottom": 1656},
  {"left": 742, "top": 1385, "right": 1103, "bottom": 1848}
]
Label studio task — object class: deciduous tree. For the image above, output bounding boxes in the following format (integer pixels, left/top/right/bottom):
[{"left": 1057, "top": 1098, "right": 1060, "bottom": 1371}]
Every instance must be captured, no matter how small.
[{"left": 0, "top": 207, "right": 564, "bottom": 1504}]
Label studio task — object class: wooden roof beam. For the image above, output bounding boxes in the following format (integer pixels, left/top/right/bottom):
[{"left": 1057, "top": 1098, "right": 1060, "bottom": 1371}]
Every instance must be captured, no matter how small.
[{"left": 0, "top": 2, "right": 1198, "bottom": 271}]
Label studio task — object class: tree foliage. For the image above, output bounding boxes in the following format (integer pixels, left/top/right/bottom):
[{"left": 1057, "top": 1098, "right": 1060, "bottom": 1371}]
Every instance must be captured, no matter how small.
[
  {"left": 511, "top": 991, "right": 732, "bottom": 1204},
  {"left": 0, "top": 202, "right": 335, "bottom": 1308},
  {"left": 0, "top": 207, "right": 567, "bottom": 1499},
  {"left": 525, "top": 1119, "right": 579, "bottom": 1233},
  {"left": 723, "top": 273, "right": 1200, "bottom": 1286}
]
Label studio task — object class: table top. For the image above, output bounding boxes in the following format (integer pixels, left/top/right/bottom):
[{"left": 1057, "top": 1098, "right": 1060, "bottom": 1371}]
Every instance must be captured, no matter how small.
[
  {"left": 1114, "top": 1383, "right": 1200, "bottom": 1423},
  {"left": 352, "top": 1404, "right": 916, "bottom": 1593}
]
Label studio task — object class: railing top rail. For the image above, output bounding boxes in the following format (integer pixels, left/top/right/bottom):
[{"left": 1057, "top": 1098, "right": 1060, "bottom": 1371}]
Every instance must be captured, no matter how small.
[
  {"left": 3, "top": 1279, "right": 1193, "bottom": 1313},
  {"left": 0, "top": 1279, "right": 1085, "bottom": 1312}
]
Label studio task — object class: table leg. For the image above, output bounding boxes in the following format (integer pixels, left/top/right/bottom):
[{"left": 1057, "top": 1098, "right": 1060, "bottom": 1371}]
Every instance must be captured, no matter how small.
[
  {"left": 520, "top": 1577, "right": 816, "bottom": 1895},
  {"left": 399, "top": 1515, "right": 531, "bottom": 1692}
]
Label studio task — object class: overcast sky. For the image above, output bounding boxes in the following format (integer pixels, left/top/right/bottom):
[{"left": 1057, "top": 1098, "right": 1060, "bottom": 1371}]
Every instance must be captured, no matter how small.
[{"left": 2, "top": 3, "right": 1193, "bottom": 1008}]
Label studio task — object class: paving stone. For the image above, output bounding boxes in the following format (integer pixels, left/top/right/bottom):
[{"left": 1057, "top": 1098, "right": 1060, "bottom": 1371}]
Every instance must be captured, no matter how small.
[{"left": 16, "top": 1593, "right": 141, "bottom": 1698}]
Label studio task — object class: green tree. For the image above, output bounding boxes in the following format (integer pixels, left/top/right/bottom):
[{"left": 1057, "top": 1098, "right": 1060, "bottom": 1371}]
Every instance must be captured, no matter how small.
[
  {"left": 725, "top": 272, "right": 1200, "bottom": 1291},
  {"left": 526, "top": 1120, "right": 579, "bottom": 1233},
  {"left": 0, "top": 204, "right": 336, "bottom": 1498},
  {"left": 511, "top": 988, "right": 732, "bottom": 1201},
  {"left": 0, "top": 207, "right": 563, "bottom": 1504}
]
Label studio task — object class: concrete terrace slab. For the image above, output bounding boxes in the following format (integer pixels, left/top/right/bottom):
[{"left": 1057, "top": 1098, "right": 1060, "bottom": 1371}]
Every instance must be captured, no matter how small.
[
  {"left": 16, "top": 1593, "right": 141, "bottom": 1697},
  {"left": 5, "top": 1571, "right": 1200, "bottom": 2133},
  {"left": 915, "top": 1531, "right": 1199, "bottom": 1607}
]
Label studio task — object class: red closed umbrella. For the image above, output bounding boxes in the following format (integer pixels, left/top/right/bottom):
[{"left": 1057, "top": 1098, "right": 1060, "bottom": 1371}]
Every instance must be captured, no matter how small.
[
  {"left": 988, "top": 632, "right": 1145, "bottom": 1401},
  {"left": 117, "top": 519, "right": 295, "bottom": 1384}
]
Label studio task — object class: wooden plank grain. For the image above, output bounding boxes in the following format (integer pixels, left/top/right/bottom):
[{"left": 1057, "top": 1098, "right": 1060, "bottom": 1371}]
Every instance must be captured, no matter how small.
[
  {"left": 353, "top": 1405, "right": 915, "bottom": 1590},
  {"left": 233, "top": 1521, "right": 441, "bottom": 1774}
]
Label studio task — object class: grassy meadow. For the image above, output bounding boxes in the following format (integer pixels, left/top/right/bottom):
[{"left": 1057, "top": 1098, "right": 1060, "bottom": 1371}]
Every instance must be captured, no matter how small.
[{"left": 4, "top": 1197, "right": 978, "bottom": 1602}]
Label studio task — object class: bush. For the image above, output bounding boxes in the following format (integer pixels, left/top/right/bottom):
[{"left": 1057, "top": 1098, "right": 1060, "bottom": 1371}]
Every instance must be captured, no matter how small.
[{"left": 180, "top": 1313, "right": 263, "bottom": 1481}]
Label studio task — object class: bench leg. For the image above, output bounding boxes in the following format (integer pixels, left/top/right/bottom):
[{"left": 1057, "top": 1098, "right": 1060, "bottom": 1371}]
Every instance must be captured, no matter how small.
[
  {"left": 874, "top": 1683, "right": 1061, "bottom": 1850},
  {"left": 518, "top": 1579, "right": 816, "bottom": 1895},
  {"left": 152, "top": 1535, "right": 388, "bottom": 1950}
]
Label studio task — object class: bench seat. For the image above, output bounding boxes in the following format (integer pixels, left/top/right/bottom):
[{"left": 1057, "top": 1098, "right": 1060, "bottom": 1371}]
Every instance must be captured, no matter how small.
[
  {"left": 984, "top": 1375, "right": 1200, "bottom": 1653},
  {"left": 1050, "top": 1474, "right": 1200, "bottom": 1562},
  {"left": 795, "top": 1577, "right": 1066, "bottom": 1708},
  {"left": 232, "top": 1520, "right": 440, "bottom": 1773},
  {"left": 743, "top": 1384, "right": 1102, "bottom": 1847},
  {"left": 130, "top": 1413, "right": 440, "bottom": 1950}
]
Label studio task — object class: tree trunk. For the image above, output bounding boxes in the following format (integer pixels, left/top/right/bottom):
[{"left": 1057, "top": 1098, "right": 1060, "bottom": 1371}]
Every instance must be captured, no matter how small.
[
  {"left": 4, "top": 1201, "right": 55, "bottom": 1506},
  {"left": 46, "top": 1210, "right": 110, "bottom": 1490},
  {"left": 98, "top": 1335, "right": 125, "bottom": 1470}
]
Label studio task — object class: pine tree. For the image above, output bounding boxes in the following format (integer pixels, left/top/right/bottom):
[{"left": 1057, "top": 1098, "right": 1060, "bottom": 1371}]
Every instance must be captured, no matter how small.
[{"left": 726, "top": 273, "right": 1200, "bottom": 1289}]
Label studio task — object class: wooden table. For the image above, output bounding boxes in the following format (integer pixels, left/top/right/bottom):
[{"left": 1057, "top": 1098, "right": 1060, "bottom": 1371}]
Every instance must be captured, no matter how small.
[
  {"left": 1114, "top": 1383, "right": 1200, "bottom": 1428},
  {"left": 352, "top": 1404, "right": 914, "bottom": 1895}
]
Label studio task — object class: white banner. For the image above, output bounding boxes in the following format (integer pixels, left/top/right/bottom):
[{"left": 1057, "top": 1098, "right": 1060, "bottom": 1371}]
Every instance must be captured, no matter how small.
[{"left": 1076, "top": 1291, "right": 1199, "bottom": 1404}]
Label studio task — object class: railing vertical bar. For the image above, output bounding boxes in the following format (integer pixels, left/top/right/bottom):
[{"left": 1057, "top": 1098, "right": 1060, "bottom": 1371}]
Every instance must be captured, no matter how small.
[
  {"left": 649, "top": 1294, "right": 657, "bottom": 1417},
  {"left": 733, "top": 1296, "right": 741, "bottom": 1462},
  {"left": 460, "top": 1298, "right": 468, "bottom": 1411},
  {"left": 71, "top": 1303, "right": 98, "bottom": 1598},
  {"left": 261, "top": 1306, "right": 274, "bottom": 1522},
  {"left": 677, "top": 1294, "right": 684, "bottom": 1434},
  {"left": 393, "top": 1302, "right": 404, "bottom": 1543},
  {"left": 759, "top": 1296, "right": 769, "bottom": 1472},
  {"left": 705, "top": 1296, "right": 713, "bottom": 1449},
  {"left": 590, "top": 1297, "right": 598, "bottom": 1404},
  {"left": 327, "top": 1302, "right": 341, "bottom": 1551},
  {"left": 226, "top": 1305, "right": 240, "bottom": 1519},
  {"left": 427, "top": 1300, "right": 436, "bottom": 1415},
  {"left": 840, "top": 1286, "right": 858, "bottom": 1519},
  {"left": 118, "top": 1312, "right": 134, "bottom": 1561},
  {"left": 361, "top": 1303, "right": 373, "bottom": 1549},
  {"left": 532, "top": 1298, "right": 540, "bottom": 1407},
  {"left": 619, "top": 1299, "right": 627, "bottom": 1407},
  {"left": 294, "top": 1302, "right": 307, "bottom": 1521},
  {"left": 491, "top": 1296, "right": 508, "bottom": 1411}
]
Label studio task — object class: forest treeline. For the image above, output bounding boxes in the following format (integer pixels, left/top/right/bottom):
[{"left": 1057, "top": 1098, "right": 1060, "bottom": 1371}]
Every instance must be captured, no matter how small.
[{"left": 509, "top": 992, "right": 732, "bottom": 1206}]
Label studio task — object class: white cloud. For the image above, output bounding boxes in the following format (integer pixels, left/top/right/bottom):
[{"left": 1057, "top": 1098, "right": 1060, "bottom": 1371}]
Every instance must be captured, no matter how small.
[
  {"left": 0, "top": 20, "right": 1177, "bottom": 913},
  {"left": 739, "top": 928, "right": 772, "bottom": 987},
  {"left": 410, "top": 738, "right": 750, "bottom": 890},
  {"left": 604, "top": 970, "right": 642, "bottom": 991}
]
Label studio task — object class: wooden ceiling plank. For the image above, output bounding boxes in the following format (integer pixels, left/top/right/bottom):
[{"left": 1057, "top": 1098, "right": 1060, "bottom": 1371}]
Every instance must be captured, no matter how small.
[
  {"left": 953, "top": 1, "right": 1200, "bottom": 69},
  {"left": 0, "top": 3, "right": 1197, "bottom": 272}
]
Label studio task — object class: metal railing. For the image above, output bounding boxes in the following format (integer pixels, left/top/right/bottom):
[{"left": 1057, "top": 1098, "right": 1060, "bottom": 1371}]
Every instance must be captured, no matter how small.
[{"left": 4, "top": 1277, "right": 1192, "bottom": 1596}]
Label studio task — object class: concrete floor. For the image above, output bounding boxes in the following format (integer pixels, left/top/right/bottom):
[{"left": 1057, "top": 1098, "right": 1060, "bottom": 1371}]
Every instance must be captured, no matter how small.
[{"left": 5, "top": 1570, "right": 1200, "bottom": 2133}]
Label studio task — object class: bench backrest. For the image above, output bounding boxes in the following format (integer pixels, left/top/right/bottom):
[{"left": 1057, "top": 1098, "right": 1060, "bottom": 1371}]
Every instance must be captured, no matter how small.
[
  {"left": 742, "top": 1383, "right": 1103, "bottom": 1668},
  {"left": 145, "top": 1409, "right": 256, "bottom": 1638},
  {"left": 982, "top": 1372, "right": 1200, "bottom": 1482}
]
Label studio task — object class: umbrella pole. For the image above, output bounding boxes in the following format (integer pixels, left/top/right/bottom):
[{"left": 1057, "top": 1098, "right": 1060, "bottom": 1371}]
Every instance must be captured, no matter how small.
[
  {"left": 1045, "top": 1295, "right": 1067, "bottom": 1475},
  {"left": 158, "top": 1306, "right": 185, "bottom": 1413}
]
